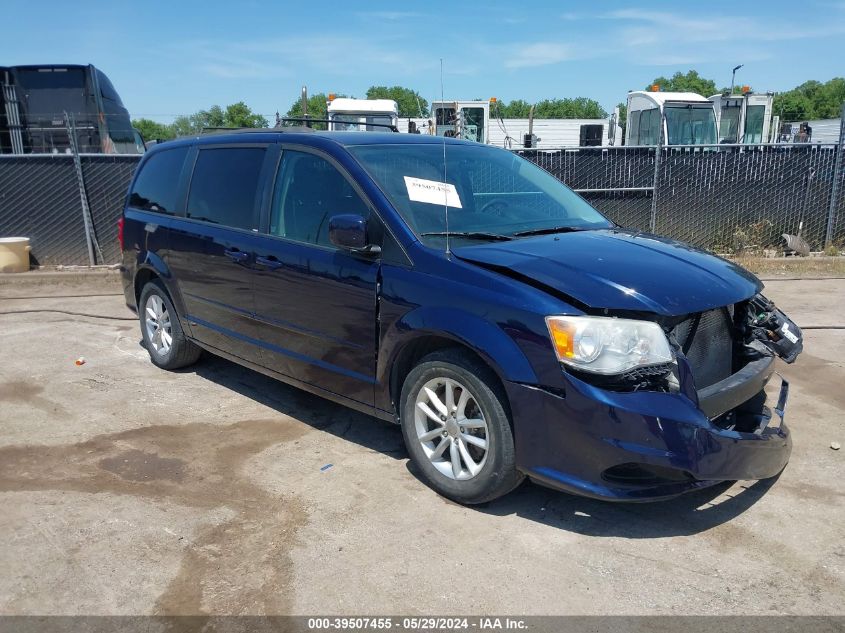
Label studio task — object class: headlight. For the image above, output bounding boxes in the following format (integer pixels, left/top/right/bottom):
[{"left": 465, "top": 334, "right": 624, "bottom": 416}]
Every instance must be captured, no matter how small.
[{"left": 545, "top": 315, "right": 673, "bottom": 375}]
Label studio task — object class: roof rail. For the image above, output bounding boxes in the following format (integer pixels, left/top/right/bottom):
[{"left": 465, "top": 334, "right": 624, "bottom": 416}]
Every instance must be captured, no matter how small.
[{"left": 198, "top": 126, "right": 315, "bottom": 135}]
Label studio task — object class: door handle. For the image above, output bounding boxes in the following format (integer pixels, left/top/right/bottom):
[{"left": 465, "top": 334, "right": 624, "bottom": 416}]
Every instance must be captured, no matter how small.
[
  {"left": 224, "top": 249, "right": 249, "bottom": 263},
  {"left": 256, "top": 255, "right": 284, "bottom": 270}
]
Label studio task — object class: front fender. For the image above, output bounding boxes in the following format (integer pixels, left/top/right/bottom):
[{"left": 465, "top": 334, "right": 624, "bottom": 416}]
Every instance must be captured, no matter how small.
[{"left": 377, "top": 305, "right": 538, "bottom": 412}]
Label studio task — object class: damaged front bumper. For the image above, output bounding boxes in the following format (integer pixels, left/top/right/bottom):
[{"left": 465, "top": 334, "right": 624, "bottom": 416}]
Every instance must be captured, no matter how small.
[
  {"left": 507, "top": 362, "right": 792, "bottom": 501},
  {"left": 507, "top": 295, "right": 802, "bottom": 501}
]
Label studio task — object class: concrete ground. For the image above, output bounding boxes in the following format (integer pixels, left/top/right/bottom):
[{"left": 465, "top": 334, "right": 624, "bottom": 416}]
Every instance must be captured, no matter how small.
[{"left": 0, "top": 274, "right": 843, "bottom": 616}]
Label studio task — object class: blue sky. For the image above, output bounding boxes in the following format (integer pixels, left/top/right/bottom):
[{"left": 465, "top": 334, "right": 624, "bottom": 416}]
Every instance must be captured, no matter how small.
[{"left": 2, "top": 0, "right": 844, "bottom": 122}]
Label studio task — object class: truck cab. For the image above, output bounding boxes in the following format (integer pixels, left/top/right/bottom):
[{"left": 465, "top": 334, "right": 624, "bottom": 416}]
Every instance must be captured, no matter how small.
[
  {"left": 708, "top": 91, "right": 773, "bottom": 144},
  {"left": 326, "top": 97, "right": 398, "bottom": 132},
  {"left": 431, "top": 100, "right": 490, "bottom": 144},
  {"left": 625, "top": 91, "right": 718, "bottom": 146}
]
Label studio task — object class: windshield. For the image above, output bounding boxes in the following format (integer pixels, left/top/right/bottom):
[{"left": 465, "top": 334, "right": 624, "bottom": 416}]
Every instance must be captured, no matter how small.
[
  {"left": 744, "top": 105, "right": 765, "bottom": 143},
  {"left": 461, "top": 107, "right": 485, "bottom": 142},
  {"left": 15, "top": 67, "right": 88, "bottom": 119},
  {"left": 433, "top": 107, "right": 486, "bottom": 142},
  {"left": 349, "top": 143, "right": 613, "bottom": 247},
  {"left": 331, "top": 113, "right": 395, "bottom": 131},
  {"left": 719, "top": 104, "right": 741, "bottom": 143},
  {"left": 665, "top": 104, "right": 717, "bottom": 145}
]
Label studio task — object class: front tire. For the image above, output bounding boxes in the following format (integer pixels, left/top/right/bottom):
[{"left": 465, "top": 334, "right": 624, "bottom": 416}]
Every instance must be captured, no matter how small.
[
  {"left": 138, "top": 280, "right": 201, "bottom": 370},
  {"left": 400, "top": 349, "right": 523, "bottom": 504}
]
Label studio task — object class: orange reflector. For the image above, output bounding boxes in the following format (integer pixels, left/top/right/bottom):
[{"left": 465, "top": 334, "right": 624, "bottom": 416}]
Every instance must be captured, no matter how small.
[
  {"left": 328, "top": 93, "right": 336, "bottom": 101},
  {"left": 650, "top": 84, "right": 660, "bottom": 92},
  {"left": 547, "top": 319, "right": 576, "bottom": 359},
  {"left": 741, "top": 85, "right": 751, "bottom": 94},
  {"left": 489, "top": 96, "right": 498, "bottom": 103}
]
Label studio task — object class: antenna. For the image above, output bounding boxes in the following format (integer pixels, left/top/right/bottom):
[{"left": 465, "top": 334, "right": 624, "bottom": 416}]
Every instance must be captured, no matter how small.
[{"left": 440, "top": 58, "right": 450, "bottom": 256}]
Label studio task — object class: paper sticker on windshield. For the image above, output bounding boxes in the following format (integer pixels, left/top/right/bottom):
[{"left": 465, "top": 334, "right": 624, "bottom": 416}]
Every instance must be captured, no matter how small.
[{"left": 404, "top": 176, "right": 462, "bottom": 208}]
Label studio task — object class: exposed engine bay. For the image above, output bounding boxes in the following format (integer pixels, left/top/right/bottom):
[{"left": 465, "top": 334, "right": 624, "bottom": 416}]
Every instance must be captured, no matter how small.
[
  {"left": 570, "top": 294, "right": 803, "bottom": 397},
  {"left": 745, "top": 295, "right": 803, "bottom": 363}
]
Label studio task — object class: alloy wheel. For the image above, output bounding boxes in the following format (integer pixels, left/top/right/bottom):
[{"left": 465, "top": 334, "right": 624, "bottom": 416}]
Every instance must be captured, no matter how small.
[
  {"left": 414, "top": 377, "right": 489, "bottom": 480},
  {"left": 144, "top": 294, "right": 173, "bottom": 356}
]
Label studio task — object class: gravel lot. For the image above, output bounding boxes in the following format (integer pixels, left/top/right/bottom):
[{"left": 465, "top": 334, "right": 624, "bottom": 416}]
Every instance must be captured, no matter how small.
[{"left": 0, "top": 273, "right": 843, "bottom": 616}]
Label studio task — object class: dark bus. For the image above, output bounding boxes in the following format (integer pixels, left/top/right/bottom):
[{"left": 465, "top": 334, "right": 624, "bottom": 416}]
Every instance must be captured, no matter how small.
[{"left": 0, "top": 64, "right": 143, "bottom": 154}]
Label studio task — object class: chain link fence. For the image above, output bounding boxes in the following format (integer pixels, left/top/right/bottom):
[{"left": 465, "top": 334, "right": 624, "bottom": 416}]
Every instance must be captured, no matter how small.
[
  {"left": 0, "top": 111, "right": 844, "bottom": 266},
  {"left": 0, "top": 153, "right": 140, "bottom": 265},
  {"left": 519, "top": 139, "right": 845, "bottom": 254},
  {"left": 517, "top": 146, "right": 657, "bottom": 233},
  {"left": 836, "top": 166, "right": 845, "bottom": 244}
]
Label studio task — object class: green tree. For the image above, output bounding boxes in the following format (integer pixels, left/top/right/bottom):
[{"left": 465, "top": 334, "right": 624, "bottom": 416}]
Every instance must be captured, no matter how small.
[
  {"left": 778, "top": 78, "right": 845, "bottom": 120},
  {"left": 533, "top": 97, "right": 607, "bottom": 119},
  {"left": 170, "top": 115, "right": 197, "bottom": 137},
  {"left": 615, "top": 101, "right": 627, "bottom": 133},
  {"left": 492, "top": 99, "right": 531, "bottom": 118},
  {"left": 167, "top": 102, "right": 267, "bottom": 136},
  {"left": 648, "top": 70, "right": 718, "bottom": 97},
  {"left": 223, "top": 101, "right": 269, "bottom": 128},
  {"left": 813, "top": 77, "right": 845, "bottom": 118},
  {"left": 132, "top": 118, "right": 176, "bottom": 142},
  {"left": 285, "top": 92, "right": 335, "bottom": 129},
  {"left": 773, "top": 91, "right": 815, "bottom": 121},
  {"left": 186, "top": 103, "right": 267, "bottom": 130},
  {"left": 493, "top": 97, "right": 606, "bottom": 119},
  {"left": 193, "top": 104, "right": 226, "bottom": 129},
  {"left": 365, "top": 85, "right": 429, "bottom": 117}
]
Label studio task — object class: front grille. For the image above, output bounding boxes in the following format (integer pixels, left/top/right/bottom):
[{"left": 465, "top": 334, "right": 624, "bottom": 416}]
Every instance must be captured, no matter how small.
[{"left": 672, "top": 307, "right": 735, "bottom": 388}]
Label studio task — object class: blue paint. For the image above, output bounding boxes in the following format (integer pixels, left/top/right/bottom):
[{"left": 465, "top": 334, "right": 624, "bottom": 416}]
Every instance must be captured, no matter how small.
[{"left": 120, "top": 130, "right": 798, "bottom": 502}]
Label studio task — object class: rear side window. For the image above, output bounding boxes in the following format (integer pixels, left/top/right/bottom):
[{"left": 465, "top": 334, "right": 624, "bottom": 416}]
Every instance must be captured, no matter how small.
[
  {"left": 129, "top": 146, "right": 189, "bottom": 214},
  {"left": 187, "top": 147, "right": 265, "bottom": 231}
]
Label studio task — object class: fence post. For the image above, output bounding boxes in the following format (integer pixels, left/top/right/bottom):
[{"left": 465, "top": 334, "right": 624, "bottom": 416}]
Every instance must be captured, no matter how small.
[
  {"left": 825, "top": 102, "right": 845, "bottom": 247},
  {"left": 65, "top": 112, "right": 103, "bottom": 266},
  {"left": 649, "top": 115, "right": 665, "bottom": 233}
]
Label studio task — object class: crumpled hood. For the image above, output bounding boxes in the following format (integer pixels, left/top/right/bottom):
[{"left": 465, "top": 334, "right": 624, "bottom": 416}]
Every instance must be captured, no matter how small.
[{"left": 453, "top": 229, "right": 762, "bottom": 316}]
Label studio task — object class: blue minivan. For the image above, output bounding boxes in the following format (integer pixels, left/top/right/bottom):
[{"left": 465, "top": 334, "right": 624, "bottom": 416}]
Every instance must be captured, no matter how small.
[{"left": 120, "top": 130, "right": 803, "bottom": 504}]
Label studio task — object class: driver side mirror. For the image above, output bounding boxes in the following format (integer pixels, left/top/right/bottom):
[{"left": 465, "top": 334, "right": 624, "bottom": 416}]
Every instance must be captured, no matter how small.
[{"left": 328, "top": 214, "right": 380, "bottom": 255}]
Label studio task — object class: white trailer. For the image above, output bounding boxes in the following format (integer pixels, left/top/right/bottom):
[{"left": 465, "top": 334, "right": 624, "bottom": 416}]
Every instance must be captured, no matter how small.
[
  {"left": 414, "top": 100, "right": 622, "bottom": 148},
  {"left": 708, "top": 92, "right": 774, "bottom": 144},
  {"left": 326, "top": 97, "right": 398, "bottom": 131},
  {"left": 401, "top": 116, "right": 619, "bottom": 148},
  {"left": 625, "top": 91, "right": 718, "bottom": 146}
]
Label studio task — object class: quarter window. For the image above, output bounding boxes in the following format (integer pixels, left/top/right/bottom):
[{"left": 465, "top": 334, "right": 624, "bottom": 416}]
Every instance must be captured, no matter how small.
[
  {"left": 187, "top": 147, "right": 265, "bottom": 230},
  {"left": 269, "top": 151, "right": 369, "bottom": 246},
  {"left": 129, "top": 146, "right": 189, "bottom": 214}
]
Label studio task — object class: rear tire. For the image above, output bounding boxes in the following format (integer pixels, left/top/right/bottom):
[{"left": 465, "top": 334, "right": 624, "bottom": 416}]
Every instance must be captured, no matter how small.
[
  {"left": 138, "top": 280, "right": 201, "bottom": 370},
  {"left": 400, "top": 349, "right": 523, "bottom": 504}
]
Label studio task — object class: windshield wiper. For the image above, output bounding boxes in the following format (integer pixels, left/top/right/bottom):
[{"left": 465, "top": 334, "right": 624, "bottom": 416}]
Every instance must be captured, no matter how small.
[
  {"left": 420, "top": 231, "right": 513, "bottom": 241},
  {"left": 512, "top": 226, "right": 588, "bottom": 237}
]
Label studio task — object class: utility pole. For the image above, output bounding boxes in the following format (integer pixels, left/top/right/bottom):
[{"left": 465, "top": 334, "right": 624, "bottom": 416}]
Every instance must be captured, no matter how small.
[{"left": 730, "top": 64, "right": 744, "bottom": 95}]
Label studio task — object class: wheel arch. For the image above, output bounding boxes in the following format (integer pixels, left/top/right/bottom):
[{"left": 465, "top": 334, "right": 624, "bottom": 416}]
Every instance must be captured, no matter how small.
[
  {"left": 383, "top": 308, "right": 537, "bottom": 419},
  {"left": 134, "top": 267, "right": 161, "bottom": 305},
  {"left": 133, "top": 254, "right": 187, "bottom": 320}
]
